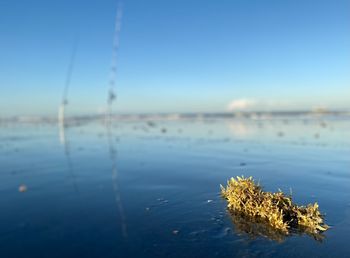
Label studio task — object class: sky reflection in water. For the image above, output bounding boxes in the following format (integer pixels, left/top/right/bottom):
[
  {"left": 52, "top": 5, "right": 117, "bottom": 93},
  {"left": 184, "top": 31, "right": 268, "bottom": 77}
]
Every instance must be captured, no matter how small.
[{"left": 0, "top": 115, "right": 349, "bottom": 257}]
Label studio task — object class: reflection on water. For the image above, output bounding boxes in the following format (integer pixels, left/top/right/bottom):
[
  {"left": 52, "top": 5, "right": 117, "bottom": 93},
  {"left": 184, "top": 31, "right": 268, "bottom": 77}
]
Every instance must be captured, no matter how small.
[
  {"left": 229, "top": 210, "right": 288, "bottom": 243},
  {"left": 58, "top": 117, "right": 79, "bottom": 193},
  {"left": 105, "top": 114, "right": 128, "bottom": 238},
  {"left": 228, "top": 210, "right": 325, "bottom": 243},
  {"left": 228, "top": 121, "right": 254, "bottom": 138},
  {"left": 0, "top": 114, "right": 350, "bottom": 257}
]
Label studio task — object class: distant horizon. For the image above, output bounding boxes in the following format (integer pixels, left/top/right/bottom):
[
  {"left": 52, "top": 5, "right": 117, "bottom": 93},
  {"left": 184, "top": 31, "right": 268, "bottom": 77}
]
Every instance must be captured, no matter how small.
[{"left": 2, "top": 108, "right": 350, "bottom": 121}]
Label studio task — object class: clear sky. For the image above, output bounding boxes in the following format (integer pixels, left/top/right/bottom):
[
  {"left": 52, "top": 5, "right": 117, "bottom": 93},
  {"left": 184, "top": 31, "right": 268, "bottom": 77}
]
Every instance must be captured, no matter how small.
[{"left": 0, "top": 0, "right": 349, "bottom": 116}]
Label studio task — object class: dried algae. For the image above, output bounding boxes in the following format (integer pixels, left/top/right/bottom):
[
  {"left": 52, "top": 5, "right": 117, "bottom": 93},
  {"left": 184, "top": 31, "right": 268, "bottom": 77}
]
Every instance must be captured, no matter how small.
[{"left": 221, "top": 176, "right": 329, "bottom": 237}]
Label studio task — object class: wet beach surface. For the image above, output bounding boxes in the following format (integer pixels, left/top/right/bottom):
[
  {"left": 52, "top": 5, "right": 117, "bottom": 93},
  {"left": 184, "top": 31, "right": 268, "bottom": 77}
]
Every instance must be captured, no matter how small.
[{"left": 0, "top": 114, "right": 349, "bottom": 257}]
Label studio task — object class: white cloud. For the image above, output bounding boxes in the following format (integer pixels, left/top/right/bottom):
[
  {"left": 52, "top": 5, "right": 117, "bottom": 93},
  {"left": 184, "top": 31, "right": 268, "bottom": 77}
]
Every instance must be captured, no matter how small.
[
  {"left": 226, "top": 99, "right": 299, "bottom": 112},
  {"left": 227, "top": 98, "right": 256, "bottom": 111}
]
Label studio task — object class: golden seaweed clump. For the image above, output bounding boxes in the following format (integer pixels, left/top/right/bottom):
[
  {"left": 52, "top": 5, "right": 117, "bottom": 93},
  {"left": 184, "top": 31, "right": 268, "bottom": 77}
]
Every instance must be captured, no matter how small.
[{"left": 220, "top": 176, "right": 329, "bottom": 234}]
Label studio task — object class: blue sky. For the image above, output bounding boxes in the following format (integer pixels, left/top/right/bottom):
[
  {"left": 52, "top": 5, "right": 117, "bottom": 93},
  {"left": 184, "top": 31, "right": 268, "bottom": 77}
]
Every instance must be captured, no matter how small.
[{"left": 0, "top": 0, "right": 349, "bottom": 116}]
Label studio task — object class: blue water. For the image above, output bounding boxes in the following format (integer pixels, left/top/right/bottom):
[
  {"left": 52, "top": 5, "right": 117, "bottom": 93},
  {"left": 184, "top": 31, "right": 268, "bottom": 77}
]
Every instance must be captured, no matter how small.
[{"left": 0, "top": 116, "right": 349, "bottom": 257}]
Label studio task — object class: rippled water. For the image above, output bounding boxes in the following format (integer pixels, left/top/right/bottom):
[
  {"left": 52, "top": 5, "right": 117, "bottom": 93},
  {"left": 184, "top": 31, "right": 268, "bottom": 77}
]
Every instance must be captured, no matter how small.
[{"left": 0, "top": 115, "right": 349, "bottom": 257}]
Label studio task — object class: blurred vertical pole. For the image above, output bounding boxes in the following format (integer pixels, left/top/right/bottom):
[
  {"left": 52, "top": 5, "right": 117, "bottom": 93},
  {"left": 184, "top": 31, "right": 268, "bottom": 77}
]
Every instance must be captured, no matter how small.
[
  {"left": 106, "top": 1, "right": 128, "bottom": 239},
  {"left": 107, "top": 1, "right": 123, "bottom": 115},
  {"left": 58, "top": 36, "right": 79, "bottom": 193},
  {"left": 58, "top": 36, "right": 79, "bottom": 144}
]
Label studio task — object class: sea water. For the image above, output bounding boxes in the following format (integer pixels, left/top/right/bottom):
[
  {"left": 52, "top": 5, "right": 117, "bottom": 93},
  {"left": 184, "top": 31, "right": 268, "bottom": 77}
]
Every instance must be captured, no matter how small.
[{"left": 0, "top": 114, "right": 349, "bottom": 257}]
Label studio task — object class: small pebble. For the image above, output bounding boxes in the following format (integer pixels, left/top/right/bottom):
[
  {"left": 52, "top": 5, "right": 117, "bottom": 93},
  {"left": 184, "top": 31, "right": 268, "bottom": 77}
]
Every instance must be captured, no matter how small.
[{"left": 18, "top": 184, "right": 27, "bottom": 193}]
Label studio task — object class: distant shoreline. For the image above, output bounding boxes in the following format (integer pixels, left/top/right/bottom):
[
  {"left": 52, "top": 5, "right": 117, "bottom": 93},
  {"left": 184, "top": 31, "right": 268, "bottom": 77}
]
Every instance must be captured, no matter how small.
[{"left": 1, "top": 110, "right": 350, "bottom": 124}]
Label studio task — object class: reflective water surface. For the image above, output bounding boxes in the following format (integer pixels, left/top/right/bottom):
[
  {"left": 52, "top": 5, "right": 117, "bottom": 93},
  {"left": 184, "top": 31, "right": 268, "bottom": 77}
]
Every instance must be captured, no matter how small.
[{"left": 0, "top": 114, "right": 349, "bottom": 257}]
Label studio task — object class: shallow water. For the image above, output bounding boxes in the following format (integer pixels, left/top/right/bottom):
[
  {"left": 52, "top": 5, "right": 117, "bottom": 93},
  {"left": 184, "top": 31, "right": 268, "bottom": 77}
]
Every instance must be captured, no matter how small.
[{"left": 0, "top": 115, "right": 349, "bottom": 257}]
